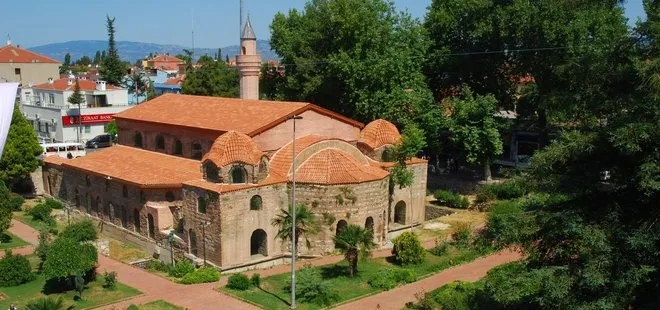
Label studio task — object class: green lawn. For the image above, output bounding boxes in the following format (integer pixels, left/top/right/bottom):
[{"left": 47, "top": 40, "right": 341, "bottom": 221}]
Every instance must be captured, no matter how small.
[
  {"left": 221, "top": 247, "right": 491, "bottom": 310},
  {"left": 0, "top": 232, "right": 29, "bottom": 250},
  {"left": 13, "top": 211, "right": 65, "bottom": 234},
  {"left": 0, "top": 273, "right": 141, "bottom": 309},
  {"left": 135, "top": 300, "right": 184, "bottom": 310}
]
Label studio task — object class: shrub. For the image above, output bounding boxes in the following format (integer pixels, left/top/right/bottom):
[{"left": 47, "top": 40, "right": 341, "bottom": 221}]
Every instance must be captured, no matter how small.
[
  {"left": 0, "top": 250, "right": 35, "bottom": 287},
  {"left": 394, "top": 268, "right": 417, "bottom": 283},
  {"left": 44, "top": 197, "right": 64, "bottom": 210},
  {"left": 180, "top": 267, "right": 220, "bottom": 284},
  {"left": 60, "top": 220, "right": 97, "bottom": 242},
  {"left": 392, "top": 232, "right": 425, "bottom": 265},
  {"left": 486, "top": 200, "right": 537, "bottom": 247},
  {"left": 146, "top": 259, "right": 169, "bottom": 272},
  {"left": 25, "top": 296, "right": 65, "bottom": 310},
  {"left": 227, "top": 273, "right": 251, "bottom": 290},
  {"left": 29, "top": 203, "right": 54, "bottom": 225},
  {"left": 168, "top": 260, "right": 195, "bottom": 278},
  {"left": 433, "top": 190, "right": 470, "bottom": 209},
  {"left": 482, "top": 180, "right": 527, "bottom": 200},
  {"left": 455, "top": 196, "right": 471, "bottom": 209},
  {"left": 8, "top": 192, "right": 24, "bottom": 211},
  {"left": 43, "top": 237, "right": 98, "bottom": 281},
  {"left": 287, "top": 267, "right": 336, "bottom": 306},
  {"left": 35, "top": 229, "right": 51, "bottom": 270},
  {"left": 250, "top": 273, "right": 261, "bottom": 287},
  {"left": 452, "top": 224, "right": 472, "bottom": 249},
  {"left": 434, "top": 190, "right": 456, "bottom": 204},
  {"left": 474, "top": 189, "right": 496, "bottom": 204},
  {"left": 126, "top": 305, "right": 139, "bottom": 310},
  {"left": 431, "top": 240, "right": 450, "bottom": 256},
  {"left": 432, "top": 281, "right": 483, "bottom": 310},
  {"left": 103, "top": 271, "right": 117, "bottom": 289},
  {"left": 368, "top": 268, "right": 416, "bottom": 290}
]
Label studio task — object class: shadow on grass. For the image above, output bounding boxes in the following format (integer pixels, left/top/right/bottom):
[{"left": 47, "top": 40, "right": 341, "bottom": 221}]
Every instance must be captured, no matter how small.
[
  {"left": 258, "top": 286, "right": 291, "bottom": 307},
  {"left": 319, "top": 264, "right": 350, "bottom": 279}
]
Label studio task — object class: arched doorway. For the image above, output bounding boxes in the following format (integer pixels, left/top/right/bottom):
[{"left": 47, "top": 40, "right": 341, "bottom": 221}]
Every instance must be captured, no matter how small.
[
  {"left": 189, "top": 229, "right": 198, "bottom": 256},
  {"left": 74, "top": 189, "right": 80, "bottom": 208},
  {"left": 94, "top": 197, "right": 101, "bottom": 215},
  {"left": 108, "top": 203, "right": 115, "bottom": 222},
  {"left": 365, "top": 217, "right": 374, "bottom": 234},
  {"left": 86, "top": 194, "right": 91, "bottom": 213},
  {"left": 250, "top": 229, "right": 267, "bottom": 257},
  {"left": 133, "top": 209, "right": 141, "bottom": 232},
  {"left": 147, "top": 214, "right": 155, "bottom": 239},
  {"left": 394, "top": 201, "right": 406, "bottom": 225},
  {"left": 120, "top": 205, "right": 127, "bottom": 228},
  {"left": 336, "top": 220, "right": 348, "bottom": 236}
]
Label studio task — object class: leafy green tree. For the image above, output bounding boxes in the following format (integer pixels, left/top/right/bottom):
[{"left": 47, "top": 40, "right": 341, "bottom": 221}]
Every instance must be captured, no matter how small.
[
  {"left": 333, "top": 224, "right": 376, "bottom": 277},
  {"left": 272, "top": 204, "right": 319, "bottom": 253},
  {"left": 0, "top": 250, "right": 35, "bottom": 287},
  {"left": 391, "top": 231, "right": 425, "bottom": 265},
  {"left": 448, "top": 88, "right": 502, "bottom": 180},
  {"left": 63, "top": 53, "right": 71, "bottom": 67},
  {"left": 146, "top": 80, "right": 157, "bottom": 100},
  {"left": 125, "top": 72, "right": 147, "bottom": 103},
  {"left": 25, "top": 296, "right": 65, "bottom": 310},
  {"left": 0, "top": 103, "right": 42, "bottom": 189},
  {"left": 101, "top": 50, "right": 106, "bottom": 62},
  {"left": 75, "top": 56, "right": 92, "bottom": 66},
  {"left": 99, "top": 16, "right": 128, "bottom": 86},
  {"left": 390, "top": 123, "right": 426, "bottom": 189},
  {"left": 181, "top": 55, "right": 239, "bottom": 97},
  {"left": 105, "top": 120, "right": 118, "bottom": 138},
  {"left": 0, "top": 182, "right": 13, "bottom": 234},
  {"left": 176, "top": 49, "right": 193, "bottom": 69},
  {"left": 35, "top": 229, "right": 51, "bottom": 270},
  {"left": 60, "top": 220, "right": 97, "bottom": 243},
  {"left": 67, "top": 78, "right": 84, "bottom": 143},
  {"left": 43, "top": 237, "right": 98, "bottom": 282},
  {"left": 260, "top": 62, "right": 284, "bottom": 100}
]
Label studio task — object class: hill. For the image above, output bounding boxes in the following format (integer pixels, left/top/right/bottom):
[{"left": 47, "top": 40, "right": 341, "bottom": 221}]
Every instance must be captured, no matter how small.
[{"left": 29, "top": 40, "right": 279, "bottom": 63}]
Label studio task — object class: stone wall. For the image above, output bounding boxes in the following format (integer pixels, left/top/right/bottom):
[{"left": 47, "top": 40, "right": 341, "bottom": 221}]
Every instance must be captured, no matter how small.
[
  {"left": 425, "top": 205, "right": 455, "bottom": 221},
  {"left": 390, "top": 163, "right": 428, "bottom": 226}
]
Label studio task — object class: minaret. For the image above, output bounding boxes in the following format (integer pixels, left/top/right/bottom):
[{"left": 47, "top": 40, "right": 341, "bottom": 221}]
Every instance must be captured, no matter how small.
[{"left": 236, "top": 16, "right": 261, "bottom": 100}]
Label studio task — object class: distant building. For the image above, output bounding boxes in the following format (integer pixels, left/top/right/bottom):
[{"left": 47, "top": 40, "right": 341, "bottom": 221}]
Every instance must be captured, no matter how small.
[
  {"left": 145, "top": 55, "right": 184, "bottom": 73},
  {"left": 154, "top": 75, "right": 184, "bottom": 95},
  {"left": 0, "top": 41, "right": 60, "bottom": 86},
  {"left": 20, "top": 78, "right": 129, "bottom": 143}
]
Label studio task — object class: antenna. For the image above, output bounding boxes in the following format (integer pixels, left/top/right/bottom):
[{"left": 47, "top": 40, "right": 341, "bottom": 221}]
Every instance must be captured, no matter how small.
[
  {"left": 191, "top": 9, "right": 195, "bottom": 61},
  {"left": 240, "top": 0, "right": 244, "bottom": 43}
]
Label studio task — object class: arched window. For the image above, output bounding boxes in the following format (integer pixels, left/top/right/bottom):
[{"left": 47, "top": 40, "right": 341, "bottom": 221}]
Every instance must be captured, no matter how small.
[
  {"left": 242, "top": 46, "right": 247, "bottom": 55},
  {"left": 381, "top": 147, "right": 395, "bottom": 162},
  {"left": 250, "top": 229, "right": 267, "bottom": 257},
  {"left": 93, "top": 196, "right": 101, "bottom": 214},
  {"left": 122, "top": 185, "right": 128, "bottom": 198},
  {"left": 120, "top": 205, "right": 127, "bottom": 228},
  {"left": 189, "top": 229, "right": 198, "bottom": 256},
  {"left": 197, "top": 196, "right": 207, "bottom": 213},
  {"left": 165, "top": 191, "right": 175, "bottom": 202},
  {"left": 85, "top": 175, "right": 91, "bottom": 186},
  {"left": 336, "top": 220, "right": 348, "bottom": 236},
  {"left": 133, "top": 209, "right": 141, "bottom": 232},
  {"left": 108, "top": 203, "right": 115, "bottom": 222},
  {"left": 191, "top": 142, "right": 202, "bottom": 160},
  {"left": 230, "top": 166, "right": 247, "bottom": 184},
  {"left": 173, "top": 140, "right": 183, "bottom": 155},
  {"left": 74, "top": 189, "right": 80, "bottom": 208},
  {"left": 258, "top": 159, "right": 268, "bottom": 174},
  {"left": 134, "top": 132, "right": 143, "bottom": 147},
  {"left": 147, "top": 214, "right": 155, "bottom": 239},
  {"left": 204, "top": 163, "right": 220, "bottom": 183},
  {"left": 60, "top": 186, "right": 67, "bottom": 201},
  {"left": 250, "top": 195, "right": 262, "bottom": 210},
  {"left": 155, "top": 135, "right": 165, "bottom": 150},
  {"left": 365, "top": 217, "right": 374, "bottom": 234},
  {"left": 105, "top": 178, "right": 110, "bottom": 192},
  {"left": 86, "top": 194, "right": 91, "bottom": 213},
  {"left": 394, "top": 201, "right": 406, "bottom": 225}
]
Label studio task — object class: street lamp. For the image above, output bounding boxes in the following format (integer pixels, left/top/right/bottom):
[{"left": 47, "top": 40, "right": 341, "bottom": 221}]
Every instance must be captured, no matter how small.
[
  {"left": 288, "top": 115, "right": 303, "bottom": 309},
  {"left": 201, "top": 220, "right": 210, "bottom": 266}
]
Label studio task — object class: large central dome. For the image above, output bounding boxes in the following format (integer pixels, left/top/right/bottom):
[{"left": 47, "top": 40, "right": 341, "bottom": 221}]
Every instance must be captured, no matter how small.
[{"left": 202, "top": 131, "right": 263, "bottom": 167}]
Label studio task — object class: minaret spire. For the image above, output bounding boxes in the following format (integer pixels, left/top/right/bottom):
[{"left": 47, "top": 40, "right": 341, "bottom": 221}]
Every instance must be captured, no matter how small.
[{"left": 236, "top": 12, "right": 261, "bottom": 100}]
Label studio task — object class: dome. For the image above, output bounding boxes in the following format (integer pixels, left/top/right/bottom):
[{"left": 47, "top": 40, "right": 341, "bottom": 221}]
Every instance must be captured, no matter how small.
[
  {"left": 202, "top": 131, "right": 263, "bottom": 167},
  {"left": 359, "top": 119, "right": 401, "bottom": 150},
  {"left": 294, "top": 148, "right": 389, "bottom": 185}
]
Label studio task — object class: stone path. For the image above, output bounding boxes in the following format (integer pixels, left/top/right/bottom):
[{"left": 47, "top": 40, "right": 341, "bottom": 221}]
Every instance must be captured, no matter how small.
[{"left": 8, "top": 219, "right": 522, "bottom": 310}]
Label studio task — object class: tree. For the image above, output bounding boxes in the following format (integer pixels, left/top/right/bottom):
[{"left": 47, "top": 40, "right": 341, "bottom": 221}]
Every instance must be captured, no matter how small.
[
  {"left": 105, "top": 120, "right": 118, "bottom": 138},
  {"left": 272, "top": 204, "right": 319, "bottom": 253},
  {"left": 93, "top": 51, "right": 101, "bottom": 64},
  {"left": 176, "top": 49, "right": 193, "bottom": 69},
  {"left": 0, "top": 103, "right": 42, "bottom": 190},
  {"left": 270, "top": 0, "right": 442, "bottom": 152},
  {"left": 390, "top": 123, "right": 426, "bottom": 188},
  {"left": 181, "top": 55, "right": 239, "bottom": 97},
  {"left": 333, "top": 224, "right": 376, "bottom": 277},
  {"left": 60, "top": 220, "right": 97, "bottom": 243},
  {"left": 75, "top": 56, "right": 92, "bottom": 66},
  {"left": 0, "top": 182, "right": 14, "bottom": 234},
  {"left": 217, "top": 48, "right": 222, "bottom": 60},
  {"left": 25, "top": 296, "right": 65, "bottom": 310},
  {"left": 146, "top": 80, "right": 157, "bottom": 100},
  {"left": 61, "top": 53, "right": 71, "bottom": 73},
  {"left": 125, "top": 72, "right": 147, "bottom": 103},
  {"left": 448, "top": 87, "right": 502, "bottom": 180},
  {"left": 392, "top": 231, "right": 425, "bottom": 265},
  {"left": 260, "top": 62, "right": 284, "bottom": 100},
  {"left": 0, "top": 250, "right": 35, "bottom": 287},
  {"left": 43, "top": 237, "right": 98, "bottom": 282},
  {"left": 99, "top": 16, "right": 128, "bottom": 86},
  {"left": 101, "top": 50, "right": 106, "bottom": 62}
]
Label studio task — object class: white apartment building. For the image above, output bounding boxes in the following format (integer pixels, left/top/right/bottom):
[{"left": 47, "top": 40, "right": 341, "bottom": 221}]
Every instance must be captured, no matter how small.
[{"left": 20, "top": 77, "right": 130, "bottom": 143}]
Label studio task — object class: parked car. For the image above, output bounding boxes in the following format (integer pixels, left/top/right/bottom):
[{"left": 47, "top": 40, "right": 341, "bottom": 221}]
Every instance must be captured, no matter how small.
[{"left": 86, "top": 134, "right": 113, "bottom": 149}]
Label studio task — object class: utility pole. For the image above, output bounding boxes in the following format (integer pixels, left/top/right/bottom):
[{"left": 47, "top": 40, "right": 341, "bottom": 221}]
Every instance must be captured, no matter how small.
[
  {"left": 288, "top": 115, "right": 303, "bottom": 309},
  {"left": 240, "top": 0, "right": 244, "bottom": 44}
]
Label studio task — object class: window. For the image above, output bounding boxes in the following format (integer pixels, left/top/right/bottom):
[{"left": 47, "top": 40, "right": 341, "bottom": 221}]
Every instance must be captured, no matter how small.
[
  {"left": 197, "top": 196, "right": 207, "bottom": 213},
  {"left": 105, "top": 178, "right": 110, "bottom": 192},
  {"left": 147, "top": 214, "right": 155, "bottom": 239},
  {"left": 173, "top": 140, "right": 183, "bottom": 155},
  {"left": 140, "top": 190, "right": 146, "bottom": 203},
  {"left": 37, "top": 122, "right": 42, "bottom": 132},
  {"left": 155, "top": 135, "right": 165, "bottom": 150},
  {"left": 165, "top": 191, "right": 175, "bottom": 202},
  {"left": 250, "top": 195, "right": 262, "bottom": 210},
  {"left": 204, "top": 163, "right": 219, "bottom": 183},
  {"left": 84, "top": 125, "right": 91, "bottom": 133},
  {"left": 86, "top": 175, "right": 91, "bottom": 186},
  {"left": 48, "top": 94, "right": 55, "bottom": 104},
  {"left": 122, "top": 185, "right": 128, "bottom": 198},
  {"left": 134, "top": 132, "right": 143, "bottom": 147},
  {"left": 14, "top": 68, "right": 20, "bottom": 75},
  {"left": 133, "top": 209, "right": 141, "bottom": 232},
  {"left": 230, "top": 166, "right": 247, "bottom": 184},
  {"left": 44, "top": 123, "right": 49, "bottom": 134},
  {"left": 191, "top": 142, "right": 202, "bottom": 160}
]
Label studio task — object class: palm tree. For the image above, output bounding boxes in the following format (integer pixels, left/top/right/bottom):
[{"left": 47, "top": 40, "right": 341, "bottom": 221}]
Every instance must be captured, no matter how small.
[
  {"left": 272, "top": 204, "right": 319, "bottom": 253},
  {"left": 25, "top": 296, "right": 65, "bottom": 310},
  {"left": 333, "top": 224, "right": 376, "bottom": 277}
]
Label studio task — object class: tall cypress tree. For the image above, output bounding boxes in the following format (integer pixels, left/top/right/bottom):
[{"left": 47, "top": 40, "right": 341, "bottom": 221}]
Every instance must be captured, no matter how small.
[
  {"left": 93, "top": 51, "right": 101, "bottom": 64},
  {"left": 99, "top": 16, "right": 127, "bottom": 86}
]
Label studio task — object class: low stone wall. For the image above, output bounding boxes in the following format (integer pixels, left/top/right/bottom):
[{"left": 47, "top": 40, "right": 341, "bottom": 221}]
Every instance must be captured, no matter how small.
[
  {"left": 425, "top": 205, "right": 455, "bottom": 221},
  {"left": 130, "top": 258, "right": 154, "bottom": 269}
]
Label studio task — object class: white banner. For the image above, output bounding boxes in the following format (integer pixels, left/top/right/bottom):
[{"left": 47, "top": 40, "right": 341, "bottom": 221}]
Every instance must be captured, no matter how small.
[{"left": 0, "top": 83, "right": 19, "bottom": 158}]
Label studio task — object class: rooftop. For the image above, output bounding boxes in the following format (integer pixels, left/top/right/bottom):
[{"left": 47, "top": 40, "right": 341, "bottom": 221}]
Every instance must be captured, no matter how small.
[
  {"left": 114, "top": 94, "right": 363, "bottom": 136},
  {"left": 295, "top": 148, "right": 389, "bottom": 185},
  {"left": 149, "top": 55, "right": 184, "bottom": 63},
  {"left": 202, "top": 131, "right": 263, "bottom": 167},
  {"left": 32, "top": 78, "right": 121, "bottom": 92},
  {"left": 359, "top": 119, "right": 401, "bottom": 150},
  {"left": 0, "top": 44, "right": 59, "bottom": 64},
  {"left": 46, "top": 145, "right": 202, "bottom": 188}
]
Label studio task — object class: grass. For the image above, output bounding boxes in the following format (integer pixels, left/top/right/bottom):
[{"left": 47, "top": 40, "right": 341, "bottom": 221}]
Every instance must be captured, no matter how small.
[
  {"left": 0, "top": 232, "right": 29, "bottom": 250},
  {"left": 221, "top": 246, "right": 492, "bottom": 310},
  {"left": 106, "top": 238, "right": 151, "bottom": 263},
  {"left": 416, "top": 207, "right": 486, "bottom": 242},
  {"left": 135, "top": 300, "right": 184, "bottom": 310},
  {"left": 0, "top": 273, "right": 141, "bottom": 309},
  {"left": 12, "top": 211, "right": 65, "bottom": 234}
]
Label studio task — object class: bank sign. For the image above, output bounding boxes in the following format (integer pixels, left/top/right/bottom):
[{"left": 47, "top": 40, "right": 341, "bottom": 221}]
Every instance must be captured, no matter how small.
[{"left": 62, "top": 114, "right": 114, "bottom": 126}]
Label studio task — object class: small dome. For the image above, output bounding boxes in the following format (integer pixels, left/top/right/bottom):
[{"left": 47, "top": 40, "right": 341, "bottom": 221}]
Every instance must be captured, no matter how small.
[
  {"left": 359, "top": 119, "right": 401, "bottom": 150},
  {"left": 295, "top": 148, "right": 389, "bottom": 185},
  {"left": 202, "top": 131, "right": 263, "bottom": 167}
]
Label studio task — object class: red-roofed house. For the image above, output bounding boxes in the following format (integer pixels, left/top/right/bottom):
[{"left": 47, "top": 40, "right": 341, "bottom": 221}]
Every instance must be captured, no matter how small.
[
  {"left": 145, "top": 54, "right": 184, "bottom": 72},
  {"left": 0, "top": 42, "right": 60, "bottom": 85}
]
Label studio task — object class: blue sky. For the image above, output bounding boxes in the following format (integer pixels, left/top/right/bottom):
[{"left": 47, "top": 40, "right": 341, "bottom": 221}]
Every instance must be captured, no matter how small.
[{"left": 0, "top": 0, "right": 647, "bottom": 49}]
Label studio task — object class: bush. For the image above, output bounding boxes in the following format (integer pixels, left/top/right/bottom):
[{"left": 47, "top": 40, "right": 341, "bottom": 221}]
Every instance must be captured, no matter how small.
[
  {"left": 44, "top": 197, "right": 64, "bottom": 210},
  {"left": 25, "top": 296, "right": 65, "bottom": 310},
  {"left": 180, "top": 267, "right": 220, "bottom": 284},
  {"left": 392, "top": 232, "right": 425, "bottom": 265},
  {"left": 146, "top": 260, "right": 169, "bottom": 273},
  {"left": 452, "top": 224, "right": 472, "bottom": 249},
  {"left": 431, "top": 240, "right": 450, "bottom": 256},
  {"left": 8, "top": 192, "right": 24, "bottom": 211},
  {"left": 168, "top": 260, "right": 195, "bottom": 278},
  {"left": 486, "top": 200, "right": 537, "bottom": 248},
  {"left": 60, "top": 220, "right": 97, "bottom": 242},
  {"left": 368, "top": 268, "right": 417, "bottom": 290},
  {"left": 35, "top": 229, "right": 51, "bottom": 270},
  {"left": 250, "top": 273, "right": 261, "bottom": 287},
  {"left": 432, "top": 281, "right": 483, "bottom": 310},
  {"left": 103, "top": 271, "right": 117, "bottom": 289},
  {"left": 394, "top": 268, "right": 417, "bottom": 283},
  {"left": 455, "top": 196, "right": 471, "bottom": 209},
  {"left": 43, "top": 237, "right": 98, "bottom": 281},
  {"left": 29, "top": 203, "right": 54, "bottom": 225},
  {"left": 126, "top": 305, "right": 139, "bottom": 310},
  {"left": 482, "top": 180, "right": 527, "bottom": 200},
  {"left": 433, "top": 190, "right": 470, "bottom": 209},
  {"left": 287, "top": 267, "right": 337, "bottom": 306},
  {"left": 0, "top": 250, "right": 35, "bottom": 287},
  {"left": 227, "top": 273, "right": 251, "bottom": 290}
]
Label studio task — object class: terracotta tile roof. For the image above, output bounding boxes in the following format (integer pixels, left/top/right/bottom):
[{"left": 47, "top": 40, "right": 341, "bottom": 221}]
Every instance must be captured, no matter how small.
[
  {"left": 295, "top": 148, "right": 389, "bottom": 185},
  {"left": 56, "top": 145, "right": 202, "bottom": 188},
  {"left": 359, "top": 119, "right": 401, "bottom": 150},
  {"left": 150, "top": 55, "right": 183, "bottom": 63},
  {"left": 114, "top": 94, "right": 363, "bottom": 135},
  {"left": 184, "top": 177, "right": 283, "bottom": 194},
  {"left": 164, "top": 75, "right": 185, "bottom": 85},
  {"left": 202, "top": 131, "right": 263, "bottom": 167},
  {"left": 43, "top": 156, "right": 68, "bottom": 165},
  {"left": 32, "top": 78, "right": 121, "bottom": 91},
  {"left": 372, "top": 157, "right": 428, "bottom": 169},
  {"left": 0, "top": 45, "right": 59, "bottom": 64},
  {"left": 268, "top": 135, "right": 330, "bottom": 179}
]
